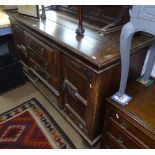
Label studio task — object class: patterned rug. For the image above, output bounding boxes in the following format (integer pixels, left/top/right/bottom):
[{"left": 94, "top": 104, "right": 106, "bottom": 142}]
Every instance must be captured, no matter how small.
[{"left": 0, "top": 98, "right": 75, "bottom": 149}]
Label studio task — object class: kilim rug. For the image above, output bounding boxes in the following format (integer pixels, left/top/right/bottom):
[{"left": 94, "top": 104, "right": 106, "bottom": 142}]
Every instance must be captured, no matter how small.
[{"left": 0, "top": 98, "right": 75, "bottom": 149}]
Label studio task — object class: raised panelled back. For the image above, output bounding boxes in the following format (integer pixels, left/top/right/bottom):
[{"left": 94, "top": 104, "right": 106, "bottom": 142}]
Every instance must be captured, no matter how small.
[
  {"left": 62, "top": 55, "right": 93, "bottom": 133},
  {"left": 65, "top": 60, "right": 89, "bottom": 101}
]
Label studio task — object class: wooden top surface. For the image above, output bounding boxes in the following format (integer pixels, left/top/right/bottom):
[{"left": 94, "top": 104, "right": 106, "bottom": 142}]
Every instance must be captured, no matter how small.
[
  {"left": 108, "top": 81, "right": 155, "bottom": 134},
  {"left": 7, "top": 10, "right": 152, "bottom": 69}
]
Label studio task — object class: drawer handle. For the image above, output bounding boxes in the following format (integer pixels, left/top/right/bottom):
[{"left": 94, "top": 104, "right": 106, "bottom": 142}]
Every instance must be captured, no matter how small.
[
  {"left": 47, "top": 75, "right": 50, "bottom": 80},
  {"left": 62, "top": 80, "right": 78, "bottom": 99},
  {"left": 79, "top": 123, "right": 83, "bottom": 129},
  {"left": 121, "top": 122, "right": 128, "bottom": 130},
  {"left": 115, "top": 113, "right": 119, "bottom": 119},
  {"left": 17, "top": 44, "right": 21, "bottom": 49},
  {"left": 21, "top": 44, "right": 26, "bottom": 52},
  {"left": 40, "top": 48, "right": 44, "bottom": 55},
  {"left": 33, "top": 78, "right": 38, "bottom": 82},
  {"left": 117, "top": 137, "right": 124, "bottom": 144},
  {"left": 21, "top": 44, "right": 27, "bottom": 57}
]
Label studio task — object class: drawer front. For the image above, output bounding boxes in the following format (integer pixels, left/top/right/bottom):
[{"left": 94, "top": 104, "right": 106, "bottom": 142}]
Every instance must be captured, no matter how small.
[
  {"left": 62, "top": 80, "right": 87, "bottom": 121},
  {"left": 25, "top": 32, "right": 57, "bottom": 65},
  {"left": 108, "top": 118, "right": 144, "bottom": 148},
  {"left": 29, "top": 58, "right": 48, "bottom": 80},
  {"left": 28, "top": 47, "right": 57, "bottom": 78},
  {"left": 29, "top": 58, "right": 58, "bottom": 91},
  {"left": 62, "top": 55, "right": 95, "bottom": 135},
  {"left": 65, "top": 94, "right": 87, "bottom": 121},
  {"left": 105, "top": 132, "right": 126, "bottom": 149},
  {"left": 63, "top": 55, "right": 94, "bottom": 101},
  {"left": 109, "top": 106, "right": 155, "bottom": 148},
  {"left": 62, "top": 56, "right": 94, "bottom": 125},
  {"left": 64, "top": 106, "right": 88, "bottom": 136}
]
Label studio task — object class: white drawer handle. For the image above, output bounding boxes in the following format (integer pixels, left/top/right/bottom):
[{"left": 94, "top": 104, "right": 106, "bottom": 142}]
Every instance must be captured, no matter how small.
[
  {"left": 117, "top": 137, "right": 124, "bottom": 144},
  {"left": 115, "top": 113, "right": 119, "bottom": 119}
]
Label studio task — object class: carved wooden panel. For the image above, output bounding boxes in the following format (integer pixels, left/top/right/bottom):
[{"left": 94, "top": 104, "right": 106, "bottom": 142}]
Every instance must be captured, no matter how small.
[{"left": 62, "top": 55, "right": 94, "bottom": 131}]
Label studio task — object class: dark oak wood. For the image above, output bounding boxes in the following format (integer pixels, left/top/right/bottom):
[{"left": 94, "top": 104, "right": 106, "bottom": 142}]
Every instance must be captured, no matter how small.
[
  {"left": 6, "top": 8, "right": 153, "bottom": 145},
  {"left": 101, "top": 81, "right": 155, "bottom": 148},
  {"left": 7, "top": 11, "right": 152, "bottom": 70}
]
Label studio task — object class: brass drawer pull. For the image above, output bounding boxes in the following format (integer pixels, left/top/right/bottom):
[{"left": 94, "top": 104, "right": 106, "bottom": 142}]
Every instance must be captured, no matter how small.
[
  {"left": 117, "top": 137, "right": 124, "bottom": 144},
  {"left": 121, "top": 122, "right": 128, "bottom": 130}
]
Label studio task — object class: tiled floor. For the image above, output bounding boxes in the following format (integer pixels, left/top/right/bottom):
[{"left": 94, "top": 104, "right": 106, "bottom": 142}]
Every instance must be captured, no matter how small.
[{"left": 0, "top": 81, "right": 91, "bottom": 149}]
